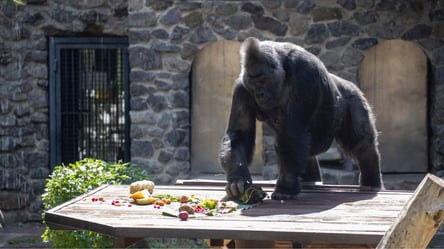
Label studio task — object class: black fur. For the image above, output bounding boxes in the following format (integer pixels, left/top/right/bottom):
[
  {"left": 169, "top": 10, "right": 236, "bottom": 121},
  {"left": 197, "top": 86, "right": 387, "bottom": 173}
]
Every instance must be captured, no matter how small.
[{"left": 219, "top": 37, "right": 383, "bottom": 200}]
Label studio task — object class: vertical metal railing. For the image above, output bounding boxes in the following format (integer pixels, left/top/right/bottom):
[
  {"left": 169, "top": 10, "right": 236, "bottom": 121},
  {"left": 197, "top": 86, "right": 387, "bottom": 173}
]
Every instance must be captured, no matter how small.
[{"left": 49, "top": 37, "right": 129, "bottom": 167}]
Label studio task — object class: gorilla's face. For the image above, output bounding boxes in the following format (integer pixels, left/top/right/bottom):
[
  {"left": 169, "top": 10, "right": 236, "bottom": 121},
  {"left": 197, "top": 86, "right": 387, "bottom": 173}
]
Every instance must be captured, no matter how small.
[
  {"left": 243, "top": 69, "right": 283, "bottom": 109},
  {"left": 240, "top": 38, "right": 285, "bottom": 110}
]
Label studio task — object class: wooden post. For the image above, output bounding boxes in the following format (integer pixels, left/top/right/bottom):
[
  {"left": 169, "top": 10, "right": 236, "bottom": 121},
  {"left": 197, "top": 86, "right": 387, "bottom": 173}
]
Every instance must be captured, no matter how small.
[
  {"left": 234, "top": 240, "right": 275, "bottom": 248},
  {"left": 114, "top": 237, "right": 143, "bottom": 248},
  {"left": 376, "top": 174, "right": 444, "bottom": 249}
]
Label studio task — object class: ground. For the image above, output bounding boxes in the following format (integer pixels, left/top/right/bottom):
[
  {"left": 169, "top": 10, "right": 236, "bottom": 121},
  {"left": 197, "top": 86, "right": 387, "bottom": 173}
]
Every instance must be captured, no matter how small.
[{"left": 0, "top": 222, "right": 50, "bottom": 248}]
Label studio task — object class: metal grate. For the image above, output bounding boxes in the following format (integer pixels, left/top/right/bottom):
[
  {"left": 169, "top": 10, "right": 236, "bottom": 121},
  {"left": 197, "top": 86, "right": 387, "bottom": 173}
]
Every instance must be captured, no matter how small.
[{"left": 49, "top": 37, "right": 130, "bottom": 167}]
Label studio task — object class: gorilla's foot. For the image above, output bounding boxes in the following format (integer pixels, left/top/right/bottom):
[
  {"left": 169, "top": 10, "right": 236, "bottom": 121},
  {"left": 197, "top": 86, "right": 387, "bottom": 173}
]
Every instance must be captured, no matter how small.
[
  {"left": 271, "top": 191, "right": 299, "bottom": 200},
  {"left": 272, "top": 176, "right": 301, "bottom": 200},
  {"left": 360, "top": 174, "right": 383, "bottom": 189}
]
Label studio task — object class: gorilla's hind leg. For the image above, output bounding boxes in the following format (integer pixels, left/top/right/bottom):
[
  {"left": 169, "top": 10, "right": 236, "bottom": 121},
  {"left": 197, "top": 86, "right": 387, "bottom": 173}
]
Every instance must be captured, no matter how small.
[
  {"left": 336, "top": 96, "right": 383, "bottom": 188},
  {"left": 301, "top": 157, "right": 322, "bottom": 183},
  {"left": 351, "top": 140, "right": 382, "bottom": 188}
]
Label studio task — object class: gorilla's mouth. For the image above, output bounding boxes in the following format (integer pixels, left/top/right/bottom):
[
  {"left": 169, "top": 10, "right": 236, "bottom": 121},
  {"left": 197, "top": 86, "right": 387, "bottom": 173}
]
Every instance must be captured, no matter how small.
[
  {"left": 256, "top": 98, "right": 275, "bottom": 110},
  {"left": 254, "top": 88, "right": 272, "bottom": 105}
]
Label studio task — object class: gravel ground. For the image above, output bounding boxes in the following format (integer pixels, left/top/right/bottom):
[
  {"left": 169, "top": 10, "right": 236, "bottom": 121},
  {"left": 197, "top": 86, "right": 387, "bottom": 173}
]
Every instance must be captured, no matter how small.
[{"left": 0, "top": 222, "right": 50, "bottom": 248}]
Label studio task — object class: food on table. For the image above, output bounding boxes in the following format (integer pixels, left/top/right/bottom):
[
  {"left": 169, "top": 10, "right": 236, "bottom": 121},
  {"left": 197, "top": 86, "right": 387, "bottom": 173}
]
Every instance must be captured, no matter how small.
[
  {"left": 178, "top": 204, "right": 195, "bottom": 214},
  {"left": 130, "top": 189, "right": 150, "bottom": 200},
  {"left": 239, "top": 185, "right": 267, "bottom": 204},
  {"left": 200, "top": 198, "right": 218, "bottom": 209},
  {"left": 179, "top": 211, "right": 189, "bottom": 221},
  {"left": 135, "top": 197, "right": 158, "bottom": 205},
  {"left": 179, "top": 195, "right": 189, "bottom": 203},
  {"left": 223, "top": 185, "right": 267, "bottom": 204},
  {"left": 124, "top": 183, "right": 251, "bottom": 217},
  {"left": 155, "top": 200, "right": 165, "bottom": 206},
  {"left": 129, "top": 180, "right": 155, "bottom": 194}
]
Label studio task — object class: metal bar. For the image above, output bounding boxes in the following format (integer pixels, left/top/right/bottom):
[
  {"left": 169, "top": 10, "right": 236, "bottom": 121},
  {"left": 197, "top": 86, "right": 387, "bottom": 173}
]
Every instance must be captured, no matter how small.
[{"left": 50, "top": 37, "right": 129, "bottom": 166}]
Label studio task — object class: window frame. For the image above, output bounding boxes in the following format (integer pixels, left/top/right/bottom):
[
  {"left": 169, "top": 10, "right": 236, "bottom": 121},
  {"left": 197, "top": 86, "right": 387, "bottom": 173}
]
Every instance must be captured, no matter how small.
[{"left": 49, "top": 37, "right": 130, "bottom": 169}]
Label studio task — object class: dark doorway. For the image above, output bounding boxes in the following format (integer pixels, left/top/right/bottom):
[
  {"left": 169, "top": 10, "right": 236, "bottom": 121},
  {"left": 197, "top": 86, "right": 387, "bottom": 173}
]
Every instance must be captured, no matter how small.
[{"left": 49, "top": 37, "right": 130, "bottom": 168}]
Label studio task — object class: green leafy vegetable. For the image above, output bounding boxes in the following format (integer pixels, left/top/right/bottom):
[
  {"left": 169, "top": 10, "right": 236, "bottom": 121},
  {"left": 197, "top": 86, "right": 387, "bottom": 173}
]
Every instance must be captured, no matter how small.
[{"left": 239, "top": 185, "right": 267, "bottom": 204}]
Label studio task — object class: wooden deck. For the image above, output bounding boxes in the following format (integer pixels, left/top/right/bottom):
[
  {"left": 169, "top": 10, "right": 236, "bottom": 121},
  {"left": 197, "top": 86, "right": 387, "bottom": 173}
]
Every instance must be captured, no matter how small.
[{"left": 44, "top": 184, "right": 412, "bottom": 247}]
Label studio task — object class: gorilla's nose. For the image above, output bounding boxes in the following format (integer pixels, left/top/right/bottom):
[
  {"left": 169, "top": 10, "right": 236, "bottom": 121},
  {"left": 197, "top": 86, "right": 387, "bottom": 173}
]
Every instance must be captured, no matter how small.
[
  {"left": 255, "top": 88, "right": 268, "bottom": 103},
  {"left": 255, "top": 90, "right": 265, "bottom": 101}
]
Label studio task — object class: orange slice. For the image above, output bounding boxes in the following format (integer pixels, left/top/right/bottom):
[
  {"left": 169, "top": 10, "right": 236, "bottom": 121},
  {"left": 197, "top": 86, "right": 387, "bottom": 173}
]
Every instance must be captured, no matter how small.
[{"left": 130, "top": 189, "right": 150, "bottom": 200}]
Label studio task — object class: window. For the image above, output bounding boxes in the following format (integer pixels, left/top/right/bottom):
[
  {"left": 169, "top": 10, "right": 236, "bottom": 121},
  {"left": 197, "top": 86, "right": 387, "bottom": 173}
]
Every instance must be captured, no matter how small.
[{"left": 49, "top": 37, "right": 130, "bottom": 168}]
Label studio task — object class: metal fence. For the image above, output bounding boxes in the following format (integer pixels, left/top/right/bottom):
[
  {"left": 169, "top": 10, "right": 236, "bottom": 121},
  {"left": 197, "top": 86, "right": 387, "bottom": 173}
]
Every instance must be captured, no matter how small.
[{"left": 49, "top": 37, "right": 130, "bottom": 167}]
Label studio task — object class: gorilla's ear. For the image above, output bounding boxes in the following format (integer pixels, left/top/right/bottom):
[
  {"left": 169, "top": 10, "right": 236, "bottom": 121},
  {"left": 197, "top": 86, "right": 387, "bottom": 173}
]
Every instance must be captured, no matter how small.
[{"left": 241, "top": 37, "right": 265, "bottom": 77}]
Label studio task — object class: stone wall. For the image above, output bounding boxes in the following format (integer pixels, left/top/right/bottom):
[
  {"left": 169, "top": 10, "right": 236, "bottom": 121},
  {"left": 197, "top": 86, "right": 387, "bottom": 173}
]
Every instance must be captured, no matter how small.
[
  {"left": 127, "top": 0, "right": 444, "bottom": 184},
  {"left": 1, "top": 0, "right": 444, "bottom": 225},
  {"left": 0, "top": 0, "right": 127, "bottom": 224}
]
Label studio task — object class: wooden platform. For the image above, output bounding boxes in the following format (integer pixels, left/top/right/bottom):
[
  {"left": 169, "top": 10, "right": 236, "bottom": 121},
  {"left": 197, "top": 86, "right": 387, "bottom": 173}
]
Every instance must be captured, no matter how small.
[{"left": 44, "top": 184, "right": 412, "bottom": 248}]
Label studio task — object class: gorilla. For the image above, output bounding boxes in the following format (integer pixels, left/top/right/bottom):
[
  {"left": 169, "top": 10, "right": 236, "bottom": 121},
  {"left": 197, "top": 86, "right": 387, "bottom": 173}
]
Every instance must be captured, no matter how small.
[{"left": 219, "top": 37, "right": 383, "bottom": 200}]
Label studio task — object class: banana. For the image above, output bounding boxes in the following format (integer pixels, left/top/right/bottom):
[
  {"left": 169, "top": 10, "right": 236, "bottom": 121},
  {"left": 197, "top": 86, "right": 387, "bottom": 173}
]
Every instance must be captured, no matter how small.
[{"left": 135, "top": 197, "right": 158, "bottom": 205}]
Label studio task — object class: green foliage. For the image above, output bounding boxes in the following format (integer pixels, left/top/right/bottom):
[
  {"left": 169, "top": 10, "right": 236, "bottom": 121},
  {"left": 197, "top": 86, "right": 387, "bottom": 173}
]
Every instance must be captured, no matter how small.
[{"left": 41, "top": 158, "right": 149, "bottom": 248}]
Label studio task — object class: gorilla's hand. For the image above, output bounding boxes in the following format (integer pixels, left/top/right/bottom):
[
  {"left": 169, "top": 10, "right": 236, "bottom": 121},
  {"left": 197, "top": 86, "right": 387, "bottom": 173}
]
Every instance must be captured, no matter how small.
[{"left": 224, "top": 163, "right": 252, "bottom": 198}]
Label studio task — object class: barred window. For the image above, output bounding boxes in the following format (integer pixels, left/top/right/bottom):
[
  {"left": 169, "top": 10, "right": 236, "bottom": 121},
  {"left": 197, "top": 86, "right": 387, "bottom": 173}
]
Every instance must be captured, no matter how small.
[{"left": 49, "top": 37, "right": 130, "bottom": 167}]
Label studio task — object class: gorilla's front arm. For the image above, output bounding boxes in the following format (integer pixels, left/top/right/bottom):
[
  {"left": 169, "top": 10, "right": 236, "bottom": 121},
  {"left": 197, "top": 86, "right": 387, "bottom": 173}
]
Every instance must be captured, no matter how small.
[
  {"left": 219, "top": 81, "right": 257, "bottom": 197},
  {"left": 273, "top": 102, "right": 311, "bottom": 199}
]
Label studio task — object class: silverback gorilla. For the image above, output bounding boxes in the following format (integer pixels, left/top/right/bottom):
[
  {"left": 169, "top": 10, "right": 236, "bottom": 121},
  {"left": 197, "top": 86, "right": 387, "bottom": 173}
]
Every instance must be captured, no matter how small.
[{"left": 219, "top": 37, "right": 383, "bottom": 200}]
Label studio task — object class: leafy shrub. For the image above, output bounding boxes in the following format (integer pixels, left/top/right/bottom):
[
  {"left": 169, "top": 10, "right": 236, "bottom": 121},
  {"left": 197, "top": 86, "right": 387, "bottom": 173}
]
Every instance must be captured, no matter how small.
[{"left": 41, "top": 158, "right": 149, "bottom": 248}]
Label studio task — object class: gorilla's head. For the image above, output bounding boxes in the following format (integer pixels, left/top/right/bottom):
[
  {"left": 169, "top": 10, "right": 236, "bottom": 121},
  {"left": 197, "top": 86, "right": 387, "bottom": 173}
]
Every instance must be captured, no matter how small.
[{"left": 240, "top": 37, "right": 285, "bottom": 110}]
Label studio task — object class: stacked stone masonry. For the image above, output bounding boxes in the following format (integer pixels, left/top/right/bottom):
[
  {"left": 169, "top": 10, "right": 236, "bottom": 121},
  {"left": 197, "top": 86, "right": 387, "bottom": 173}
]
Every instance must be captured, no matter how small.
[{"left": 1, "top": 0, "right": 444, "bottom": 224}]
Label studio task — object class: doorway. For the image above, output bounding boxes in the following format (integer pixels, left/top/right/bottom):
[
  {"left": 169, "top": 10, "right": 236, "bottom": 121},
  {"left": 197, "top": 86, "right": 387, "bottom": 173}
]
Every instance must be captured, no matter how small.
[
  {"left": 191, "top": 40, "right": 263, "bottom": 175},
  {"left": 359, "top": 39, "right": 428, "bottom": 173},
  {"left": 49, "top": 37, "right": 130, "bottom": 168}
]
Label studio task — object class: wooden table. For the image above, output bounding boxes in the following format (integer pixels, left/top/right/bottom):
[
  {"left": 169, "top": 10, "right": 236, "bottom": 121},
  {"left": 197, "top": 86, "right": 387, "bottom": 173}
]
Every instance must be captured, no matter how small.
[{"left": 44, "top": 184, "right": 413, "bottom": 248}]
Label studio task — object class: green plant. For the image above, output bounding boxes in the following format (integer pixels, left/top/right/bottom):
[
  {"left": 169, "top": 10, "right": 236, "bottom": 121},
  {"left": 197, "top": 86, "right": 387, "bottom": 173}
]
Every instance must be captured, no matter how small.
[{"left": 41, "top": 158, "right": 149, "bottom": 248}]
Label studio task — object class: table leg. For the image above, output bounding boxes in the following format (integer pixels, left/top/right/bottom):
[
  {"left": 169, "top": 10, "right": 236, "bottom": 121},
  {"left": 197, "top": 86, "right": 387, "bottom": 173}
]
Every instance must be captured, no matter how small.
[
  {"left": 234, "top": 240, "right": 275, "bottom": 248},
  {"left": 114, "top": 237, "right": 143, "bottom": 248},
  {"left": 209, "top": 239, "right": 225, "bottom": 246}
]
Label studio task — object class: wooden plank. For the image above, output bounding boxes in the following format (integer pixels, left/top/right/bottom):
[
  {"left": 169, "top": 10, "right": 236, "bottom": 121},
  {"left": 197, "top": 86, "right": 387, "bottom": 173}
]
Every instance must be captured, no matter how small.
[
  {"left": 376, "top": 174, "right": 444, "bottom": 249},
  {"left": 44, "top": 185, "right": 413, "bottom": 245}
]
